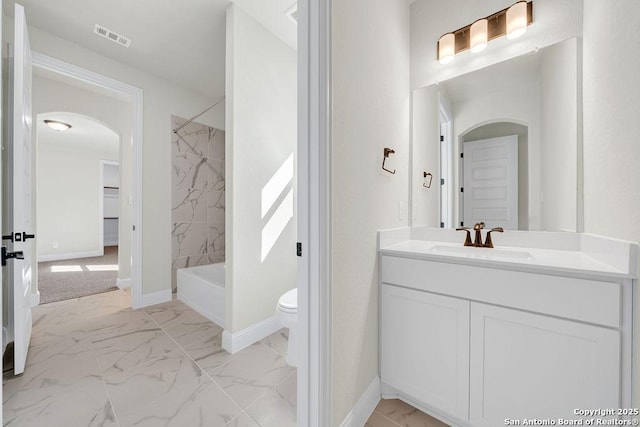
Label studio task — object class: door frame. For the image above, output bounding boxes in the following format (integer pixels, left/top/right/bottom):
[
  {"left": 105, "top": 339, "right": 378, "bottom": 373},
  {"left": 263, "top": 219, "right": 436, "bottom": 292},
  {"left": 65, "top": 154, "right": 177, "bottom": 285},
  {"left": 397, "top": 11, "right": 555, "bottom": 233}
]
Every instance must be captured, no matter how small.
[
  {"left": 99, "top": 160, "right": 120, "bottom": 250},
  {"left": 31, "top": 52, "right": 144, "bottom": 309},
  {"left": 298, "top": 0, "right": 332, "bottom": 425}
]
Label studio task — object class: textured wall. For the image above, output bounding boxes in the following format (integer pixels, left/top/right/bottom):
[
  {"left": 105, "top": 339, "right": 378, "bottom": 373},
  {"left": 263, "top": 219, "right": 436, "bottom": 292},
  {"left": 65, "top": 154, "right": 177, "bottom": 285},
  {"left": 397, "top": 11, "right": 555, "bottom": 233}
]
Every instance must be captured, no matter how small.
[
  {"left": 171, "top": 116, "right": 225, "bottom": 291},
  {"left": 582, "top": 0, "right": 640, "bottom": 405},
  {"left": 331, "top": 0, "right": 410, "bottom": 424}
]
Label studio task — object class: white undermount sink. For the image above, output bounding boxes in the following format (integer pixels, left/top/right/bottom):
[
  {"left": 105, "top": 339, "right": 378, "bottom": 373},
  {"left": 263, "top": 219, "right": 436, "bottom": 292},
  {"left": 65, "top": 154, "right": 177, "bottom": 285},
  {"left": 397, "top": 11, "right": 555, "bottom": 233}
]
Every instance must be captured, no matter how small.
[{"left": 429, "top": 244, "right": 534, "bottom": 261}]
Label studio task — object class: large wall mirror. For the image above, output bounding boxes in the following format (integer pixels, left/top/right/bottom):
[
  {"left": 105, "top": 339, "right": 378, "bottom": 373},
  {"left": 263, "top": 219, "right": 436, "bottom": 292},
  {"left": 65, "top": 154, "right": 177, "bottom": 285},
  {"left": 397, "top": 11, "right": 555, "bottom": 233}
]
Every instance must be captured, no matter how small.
[{"left": 411, "top": 37, "right": 582, "bottom": 232}]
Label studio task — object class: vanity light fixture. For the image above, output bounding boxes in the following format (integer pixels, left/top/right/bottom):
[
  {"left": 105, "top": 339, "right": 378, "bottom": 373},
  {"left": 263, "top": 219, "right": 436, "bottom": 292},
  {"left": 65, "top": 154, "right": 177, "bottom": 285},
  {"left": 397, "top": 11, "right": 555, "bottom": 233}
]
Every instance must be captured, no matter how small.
[
  {"left": 470, "top": 19, "right": 488, "bottom": 53},
  {"left": 506, "top": 1, "right": 529, "bottom": 39},
  {"left": 44, "top": 119, "right": 72, "bottom": 132},
  {"left": 438, "top": 33, "right": 455, "bottom": 64},
  {"left": 437, "top": 1, "right": 533, "bottom": 64}
]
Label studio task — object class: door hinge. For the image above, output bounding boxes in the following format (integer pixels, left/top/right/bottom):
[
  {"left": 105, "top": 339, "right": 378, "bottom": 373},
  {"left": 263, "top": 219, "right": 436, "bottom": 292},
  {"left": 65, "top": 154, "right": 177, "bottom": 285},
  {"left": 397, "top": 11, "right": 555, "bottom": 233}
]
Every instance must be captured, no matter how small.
[
  {"left": 440, "top": 222, "right": 444, "bottom": 228},
  {"left": 440, "top": 135, "right": 444, "bottom": 142},
  {"left": 460, "top": 152, "right": 464, "bottom": 158},
  {"left": 1, "top": 232, "right": 34, "bottom": 242},
  {"left": 296, "top": 242, "right": 302, "bottom": 257},
  {"left": 460, "top": 187, "right": 464, "bottom": 193},
  {"left": 132, "top": 225, "right": 136, "bottom": 231},
  {"left": 460, "top": 221, "right": 464, "bottom": 227},
  {"left": 440, "top": 178, "right": 445, "bottom": 186}
]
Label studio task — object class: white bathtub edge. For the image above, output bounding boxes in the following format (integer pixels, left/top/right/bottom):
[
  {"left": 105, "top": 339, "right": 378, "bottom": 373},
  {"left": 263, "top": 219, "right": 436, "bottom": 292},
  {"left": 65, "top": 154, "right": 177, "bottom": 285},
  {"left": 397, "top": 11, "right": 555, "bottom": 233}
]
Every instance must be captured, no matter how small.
[
  {"left": 141, "top": 289, "right": 172, "bottom": 308},
  {"left": 178, "top": 288, "right": 226, "bottom": 328},
  {"left": 222, "top": 316, "right": 282, "bottom": 354}
]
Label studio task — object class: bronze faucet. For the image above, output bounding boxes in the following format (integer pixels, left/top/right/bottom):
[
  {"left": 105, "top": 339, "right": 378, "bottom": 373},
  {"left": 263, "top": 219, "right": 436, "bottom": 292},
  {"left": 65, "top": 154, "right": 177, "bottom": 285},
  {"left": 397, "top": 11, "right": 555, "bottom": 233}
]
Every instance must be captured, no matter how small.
[{"left": 456, "top": 222, "right": 503, "bottom": 248}]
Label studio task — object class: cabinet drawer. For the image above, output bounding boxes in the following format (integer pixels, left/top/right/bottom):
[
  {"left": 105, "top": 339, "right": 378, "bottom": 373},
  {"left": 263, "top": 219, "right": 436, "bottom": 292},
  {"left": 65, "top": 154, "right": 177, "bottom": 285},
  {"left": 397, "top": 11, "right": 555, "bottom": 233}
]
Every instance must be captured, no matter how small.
[{"left": 381, "top": 255, "right": 621, "bottom": 328}]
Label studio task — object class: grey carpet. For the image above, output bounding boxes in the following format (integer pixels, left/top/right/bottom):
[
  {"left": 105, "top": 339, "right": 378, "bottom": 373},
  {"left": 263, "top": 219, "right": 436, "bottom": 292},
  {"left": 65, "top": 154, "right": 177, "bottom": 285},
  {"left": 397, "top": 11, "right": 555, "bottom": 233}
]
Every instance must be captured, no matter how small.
[{"left": 38, "top": 247, "right": 119, "bottom": 304}]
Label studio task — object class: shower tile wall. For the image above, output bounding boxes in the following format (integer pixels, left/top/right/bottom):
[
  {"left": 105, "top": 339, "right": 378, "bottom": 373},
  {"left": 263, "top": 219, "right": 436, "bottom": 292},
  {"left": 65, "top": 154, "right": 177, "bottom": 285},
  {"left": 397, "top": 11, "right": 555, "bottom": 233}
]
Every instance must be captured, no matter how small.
[{"left": 171, "top": 116, "right": 225, "bottom": 291}]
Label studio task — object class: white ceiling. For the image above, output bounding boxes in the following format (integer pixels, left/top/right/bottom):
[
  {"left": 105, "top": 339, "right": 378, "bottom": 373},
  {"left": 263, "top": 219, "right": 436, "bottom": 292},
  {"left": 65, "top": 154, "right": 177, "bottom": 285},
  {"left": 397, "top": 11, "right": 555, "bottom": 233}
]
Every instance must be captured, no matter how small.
[
  {"left": 10, "top": 0, "right": 296, "bottom": 100},
  {"left": 38, "top": 112, "right": 120, "bottom": 153}
]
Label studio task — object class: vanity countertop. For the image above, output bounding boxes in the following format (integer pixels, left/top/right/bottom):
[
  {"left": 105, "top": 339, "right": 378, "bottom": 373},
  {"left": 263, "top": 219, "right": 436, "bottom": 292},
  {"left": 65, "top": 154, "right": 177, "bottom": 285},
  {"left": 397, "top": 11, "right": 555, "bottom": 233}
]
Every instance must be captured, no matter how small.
[{"left": 379, "top": 227, "right": 639, "bottom": 280}]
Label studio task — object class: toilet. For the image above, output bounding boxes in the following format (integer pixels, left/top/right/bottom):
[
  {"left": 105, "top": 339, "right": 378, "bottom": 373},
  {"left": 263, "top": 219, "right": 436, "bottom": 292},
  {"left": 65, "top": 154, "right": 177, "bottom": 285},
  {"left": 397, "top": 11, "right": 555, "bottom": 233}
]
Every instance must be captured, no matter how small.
[{"left": 276, "top": 288, "right": 298, "bottom": 367}]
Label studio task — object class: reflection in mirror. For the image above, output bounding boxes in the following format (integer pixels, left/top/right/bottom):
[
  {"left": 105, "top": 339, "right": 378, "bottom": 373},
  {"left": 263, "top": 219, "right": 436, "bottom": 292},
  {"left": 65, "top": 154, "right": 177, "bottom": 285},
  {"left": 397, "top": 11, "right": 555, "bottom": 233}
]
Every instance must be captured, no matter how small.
[{"left": 412, "top": 37, "right": 580, "bottom": 232}]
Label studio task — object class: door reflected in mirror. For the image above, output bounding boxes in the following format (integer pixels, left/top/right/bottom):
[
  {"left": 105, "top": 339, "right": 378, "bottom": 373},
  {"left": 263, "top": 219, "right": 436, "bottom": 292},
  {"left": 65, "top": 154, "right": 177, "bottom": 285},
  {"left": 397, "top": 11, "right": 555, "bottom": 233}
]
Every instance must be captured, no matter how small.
[{"left": 412, "top": 37, "right": 581, "bottom": 232}]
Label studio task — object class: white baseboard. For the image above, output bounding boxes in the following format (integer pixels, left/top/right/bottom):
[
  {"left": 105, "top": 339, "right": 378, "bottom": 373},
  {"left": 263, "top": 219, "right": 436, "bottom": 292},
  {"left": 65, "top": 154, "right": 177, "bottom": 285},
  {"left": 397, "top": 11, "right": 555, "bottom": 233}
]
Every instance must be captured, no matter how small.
[
  {"left": 31, "top": 290, "right": 40, "bottom": 307},
  {"left": 38, "top": 250, "right": 103, "bottom": 262},
  {"left": 222, "top": 315, "right": 282, "bottom": 354},
  {"left": 117, "top": 278, "right": 132, "bottom": 289},
  {"left": 340, "top": 376, "right": 381, "bottom": 427},
  {"left": 140, "top": 289, "right": 172, "bottom": 308}
]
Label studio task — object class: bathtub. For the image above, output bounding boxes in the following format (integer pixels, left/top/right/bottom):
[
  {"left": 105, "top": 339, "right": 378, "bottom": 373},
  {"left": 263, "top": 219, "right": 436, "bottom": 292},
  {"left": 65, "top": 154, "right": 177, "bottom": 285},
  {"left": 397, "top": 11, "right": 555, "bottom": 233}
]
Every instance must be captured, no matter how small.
[{"left": 177, "top": 263, "right": 225, "bottom": 328}]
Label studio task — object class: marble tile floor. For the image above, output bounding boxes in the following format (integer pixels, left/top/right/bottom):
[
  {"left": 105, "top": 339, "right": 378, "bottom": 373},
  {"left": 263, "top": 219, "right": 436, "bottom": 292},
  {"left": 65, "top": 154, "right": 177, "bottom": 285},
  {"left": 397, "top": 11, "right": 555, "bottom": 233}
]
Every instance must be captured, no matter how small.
[
  {"left": 366, "top": 399, "right": 450, "bottom": 427},
  {"left": 3, "top": 289, "right": 296, "bottom": 427}
]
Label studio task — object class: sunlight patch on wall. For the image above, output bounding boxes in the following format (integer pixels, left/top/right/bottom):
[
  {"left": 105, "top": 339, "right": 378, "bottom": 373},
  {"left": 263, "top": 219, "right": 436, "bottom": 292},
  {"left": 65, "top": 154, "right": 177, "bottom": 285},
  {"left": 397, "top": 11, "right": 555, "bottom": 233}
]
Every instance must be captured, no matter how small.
[
  {"left": 261, "top": 153, "right": 294, "bottom": 219},
  {"left": 261, "top": 188, "right": 294, "bottom": 262}
]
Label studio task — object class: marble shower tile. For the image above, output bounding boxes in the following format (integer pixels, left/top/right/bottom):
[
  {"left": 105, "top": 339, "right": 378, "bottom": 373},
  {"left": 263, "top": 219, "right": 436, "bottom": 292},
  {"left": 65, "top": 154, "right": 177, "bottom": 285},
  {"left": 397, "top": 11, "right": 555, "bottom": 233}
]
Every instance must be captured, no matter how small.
[
  {"left": 209, "top": 221, "right": 226, "bottom": 253},
  {"left": 172, "top": 222, "right": 208, "bottom": 259},
  {"left": 207, "top": 158, "right": 225, "bottom": 191},
  {"left": 173, "top": 153, "right": 209, "bottom": 190},
  {"left": 117, "top": 376, "right": 241, "bottom": 427},
  {"left": 182, "top": 333, "right": 235, "bottom": 372},
  {"left": 172, "top": 187, "right": 207, "bottom": 223},
  {"left": 208, "top": 343, "right": 294, "bottom": 408},
  {"left": 172, "top": 119, "right": 210, "bottom": 158},
  {"left": 91, "top": 327, "right": 179, "bottom": 376},
  {"left": 245, "top": 371, "right": 297, "bottom": 427},
  {"left": 104, "top": 348, "right": 203, "bottom": 417},
  {"left": 208, "top": 128, "right": 225, "bottom": 161},
  {"left": 208, "top": 190, "right": 225, "bottom": 223}
]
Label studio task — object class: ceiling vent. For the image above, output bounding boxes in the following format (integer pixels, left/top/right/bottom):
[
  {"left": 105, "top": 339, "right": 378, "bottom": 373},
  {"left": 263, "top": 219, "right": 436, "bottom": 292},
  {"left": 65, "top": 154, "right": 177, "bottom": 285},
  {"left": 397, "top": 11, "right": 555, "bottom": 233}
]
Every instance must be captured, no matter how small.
[
  {"left": 93, "top": 24, "right": 132, "bottom": 48},
  {"left": 285, "top": 3, "right": 298, "bottom": 23}
]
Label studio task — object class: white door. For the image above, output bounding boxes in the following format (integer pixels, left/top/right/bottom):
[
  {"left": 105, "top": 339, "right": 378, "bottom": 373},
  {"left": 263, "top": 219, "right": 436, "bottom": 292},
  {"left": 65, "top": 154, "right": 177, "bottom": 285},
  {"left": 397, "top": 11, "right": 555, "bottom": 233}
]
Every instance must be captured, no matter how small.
[
  {"left": 8, "top": 3, "right": 34, "bottom": 375},
  {"left": 381, "top": 285, "right": 470, "bottom": 422},
  {"left": 469, "top": 303, "right": 620, "bottom": 427},
  {"left": 463, "top": 135, "right": 518, "bottom": 229}
]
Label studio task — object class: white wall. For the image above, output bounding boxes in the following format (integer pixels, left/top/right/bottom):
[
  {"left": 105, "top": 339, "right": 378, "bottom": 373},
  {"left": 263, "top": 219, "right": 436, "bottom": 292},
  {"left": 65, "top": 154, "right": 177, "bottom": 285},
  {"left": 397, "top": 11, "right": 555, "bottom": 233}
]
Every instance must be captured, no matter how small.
[
  {"left": 6, "top": 20, "right": 225, "bottom": 295},
  {"left": 331, "top": 0, "right": 410, "bottom": 424},
  {"left": 410, "top": 0, "right": 583, "bottom": 89},
  {"left": 38, "top": 140, "right": 118, "bottom": 257},
  {"left": 539, "top": 38, "right": 578, "bottom": 232},
  {"left": 582, "top": 0, "right": 640, "bottom": 405},
  {"left": 32, "top": 75, "right": 131, "bottom": 276},
  {"left": 225, "top": 5, "right": 297, "bottom": 332},
  {"left": 412, "top": 85, "right": 440, "bottom": 226}
]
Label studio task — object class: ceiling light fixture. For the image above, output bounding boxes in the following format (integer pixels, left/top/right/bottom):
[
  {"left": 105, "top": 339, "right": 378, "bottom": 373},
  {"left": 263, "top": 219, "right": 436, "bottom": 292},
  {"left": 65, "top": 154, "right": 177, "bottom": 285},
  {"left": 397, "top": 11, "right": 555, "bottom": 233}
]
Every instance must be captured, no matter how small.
[
  {"left": 436, "top": 1, "right": 533, "bottom": 64},
  {"left": 44, "top": 120, "right": 72, "bottom": 132}
]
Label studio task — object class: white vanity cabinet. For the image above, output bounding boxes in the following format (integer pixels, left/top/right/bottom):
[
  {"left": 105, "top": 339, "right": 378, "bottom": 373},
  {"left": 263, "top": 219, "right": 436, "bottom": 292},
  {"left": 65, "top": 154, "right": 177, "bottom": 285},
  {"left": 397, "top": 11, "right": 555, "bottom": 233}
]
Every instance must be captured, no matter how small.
[
  {"left": 379, "top": 250, "right": 632, "bottom": 427},
  {"left": 469, "top": 303, "right": 620, "bottom": 426},
  {"left": 381, "top": 285, "right": 470, "bottom": 421}
]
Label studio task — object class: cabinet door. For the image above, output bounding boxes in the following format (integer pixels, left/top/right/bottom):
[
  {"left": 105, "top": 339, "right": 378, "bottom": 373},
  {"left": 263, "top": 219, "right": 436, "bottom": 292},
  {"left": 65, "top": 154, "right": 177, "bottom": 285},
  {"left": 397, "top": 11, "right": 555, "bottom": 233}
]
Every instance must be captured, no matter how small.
[
  {"left": 470, "top": 303, "right": 620, "bottom": 426},
  {"left": 381, "top": 285, "right": 470, "bottom": 420}
]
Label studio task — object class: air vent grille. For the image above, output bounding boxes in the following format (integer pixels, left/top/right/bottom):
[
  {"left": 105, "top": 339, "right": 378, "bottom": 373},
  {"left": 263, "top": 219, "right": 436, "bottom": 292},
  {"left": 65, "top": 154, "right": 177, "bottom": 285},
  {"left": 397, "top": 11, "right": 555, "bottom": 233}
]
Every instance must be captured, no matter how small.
[
  {"left": 285, "top": 3, "right": 298, "bottom": 23},
  {"left": 94, "top": 24, "right": 132, "bottom": 48}
]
